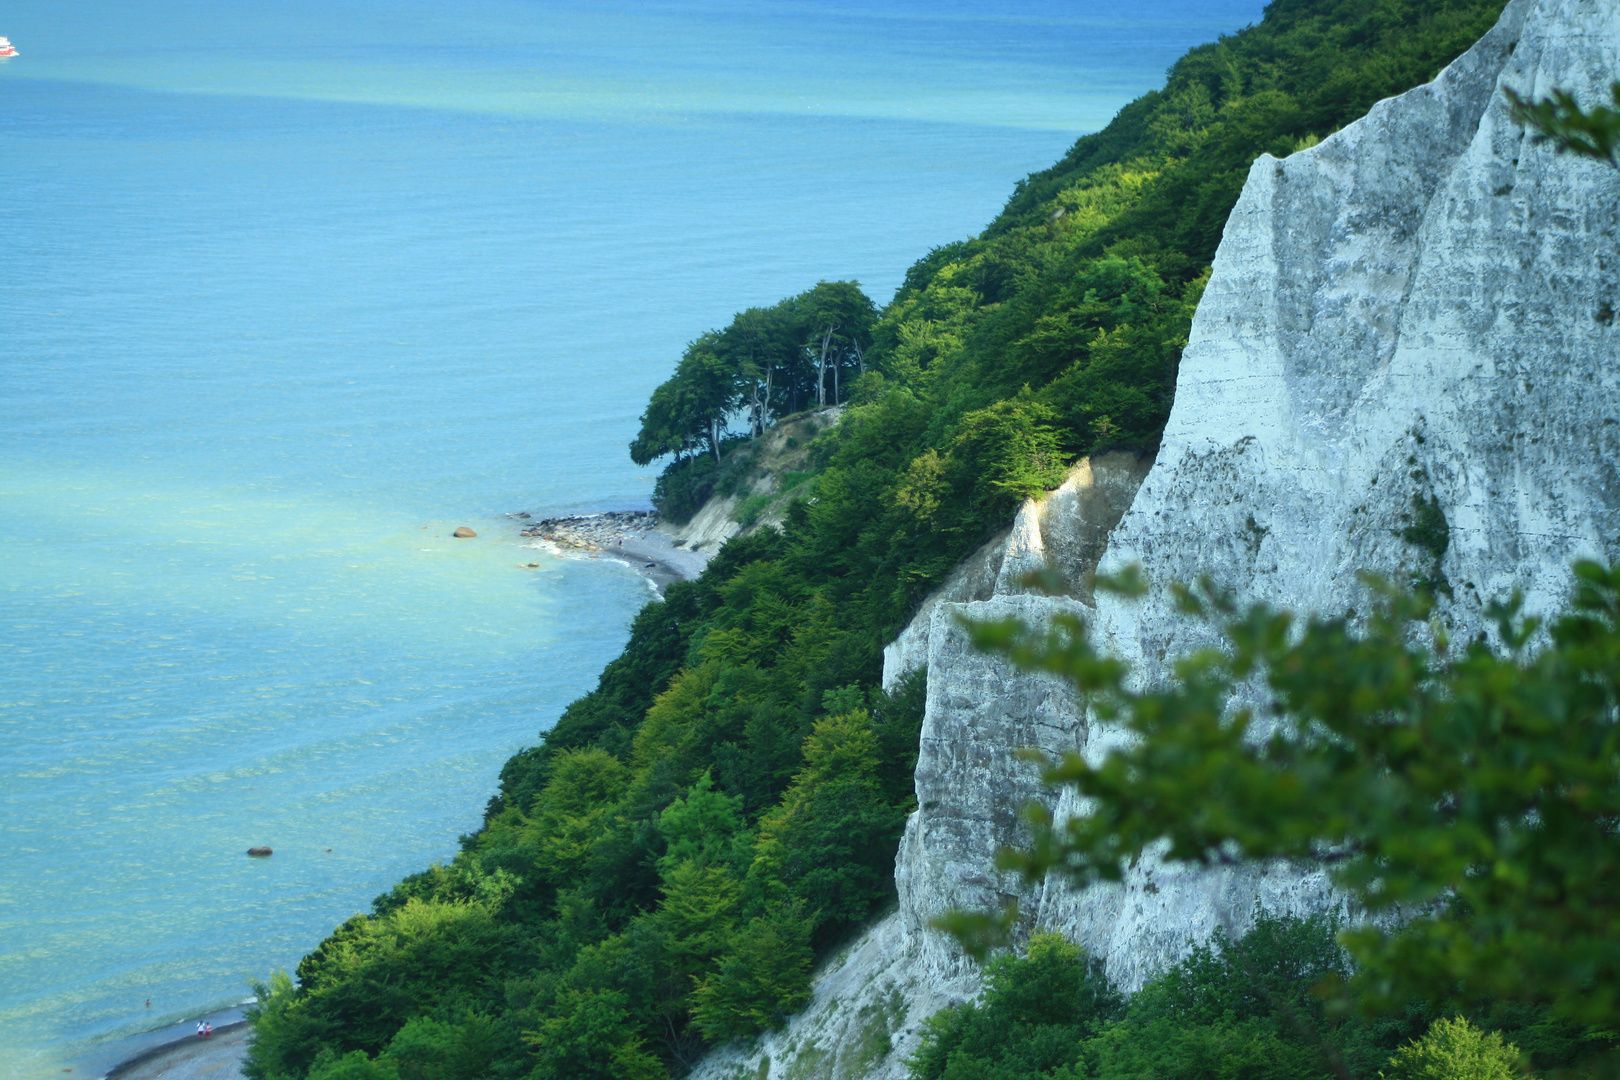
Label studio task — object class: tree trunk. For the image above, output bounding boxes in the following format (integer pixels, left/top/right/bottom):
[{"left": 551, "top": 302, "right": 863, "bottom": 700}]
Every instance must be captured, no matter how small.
[
  {"left": 762, "top": 366, "right": 774, "bottom": 434},
  {"left": 816, "top": 325, "right": 837, "bottom": 409}
]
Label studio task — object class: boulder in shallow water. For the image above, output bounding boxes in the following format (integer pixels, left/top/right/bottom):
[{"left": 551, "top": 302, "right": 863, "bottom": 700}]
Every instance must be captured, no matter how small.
[
  {"left": 246, "top": 847, "right": 272, "bottom": 857},
  {"left": 452, "top": 527, "right": 477, "bottom": 538}
]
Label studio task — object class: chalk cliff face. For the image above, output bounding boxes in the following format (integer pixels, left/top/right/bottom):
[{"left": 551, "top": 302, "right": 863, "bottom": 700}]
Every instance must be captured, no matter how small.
[{"left": 691, "top": 1, "right": 1620, "bottom": 1076}]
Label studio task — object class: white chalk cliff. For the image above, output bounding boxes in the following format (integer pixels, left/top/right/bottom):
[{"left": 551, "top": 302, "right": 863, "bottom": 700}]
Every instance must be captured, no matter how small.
[{"left": 690, "top": 1, "right": 1620, "bottom": 1077}]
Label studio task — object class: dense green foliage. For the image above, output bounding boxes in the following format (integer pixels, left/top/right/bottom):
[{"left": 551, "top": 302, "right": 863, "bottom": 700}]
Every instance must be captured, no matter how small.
[
  {"left": 963, "top": 560, "right": 1620, "bottom": 1034},
  {"left": 633, "top": 281, "right": 876, "bottom": 522},
  {"left": 909, "top": 917, "right": 1606, "bottom": 1080},
  {"left": 1383, "top": 1018, "right": 1522, "bottom": 1080},
  {"left": 247, "top": 3, "right": 1515, "bottom": 1077},
  {"left": 907, "top": 933, "right": 1123, "bottom": 1080}
]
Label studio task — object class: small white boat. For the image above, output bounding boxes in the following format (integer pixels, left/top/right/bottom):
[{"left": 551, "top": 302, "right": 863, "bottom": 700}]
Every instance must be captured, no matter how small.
[{"left": 0, "top": 37, "right": 17, "bottom": 58}]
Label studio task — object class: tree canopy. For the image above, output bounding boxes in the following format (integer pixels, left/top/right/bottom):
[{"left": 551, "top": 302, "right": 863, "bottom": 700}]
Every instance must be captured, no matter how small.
[{"left": 629, "top": 281, "right": 877, "bottom": 470}]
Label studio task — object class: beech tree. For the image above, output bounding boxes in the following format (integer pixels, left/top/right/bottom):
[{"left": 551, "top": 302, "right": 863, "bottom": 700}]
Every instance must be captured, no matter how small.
[
  {"left": 795, "top": 280, "right": 876, "bottom": 409},
  {"left": 716, "top": 304, "right": 796, "bottom": 438},
  {"left": 689, "top": 904, "right": 814, "bottom": 1041},
  {"left": 629, "top": 332, "right": 737, "bottom": 465},
  {"left": 628, "top": 282, "right": 876, "bottom": 470},
  {"left": 1381, "top": 1017, "right": 1520, "bottom": 1080}
]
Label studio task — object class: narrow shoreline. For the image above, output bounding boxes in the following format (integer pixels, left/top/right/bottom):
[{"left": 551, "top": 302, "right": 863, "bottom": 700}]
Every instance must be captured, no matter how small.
[
  {"left": 104, "top": 1021, "right": 250, "bottom": 1080},
  {"left": 97, "top": 511, "right": 703, "bottom": 1080},
  {"left": 513, "top": 510, "right": 711, "bottom": 592}
]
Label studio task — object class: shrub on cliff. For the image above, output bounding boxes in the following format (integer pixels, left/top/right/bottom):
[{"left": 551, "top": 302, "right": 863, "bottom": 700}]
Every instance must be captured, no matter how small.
[
  {"left": 1382, "top": 1018, "right": 1522, "bottom": 1080},
  {"left": 649, "top": 454, "right": 718, "bottom": 525},
  {"left": 910, "top": 917, "right": 1592, "bottom": 1080},
  {"left": 908, "top": 932, "right": 1122, "bottom": 1080},
  {"left": 910, "top": 917, "right": 1357, "bottom": 1080}
]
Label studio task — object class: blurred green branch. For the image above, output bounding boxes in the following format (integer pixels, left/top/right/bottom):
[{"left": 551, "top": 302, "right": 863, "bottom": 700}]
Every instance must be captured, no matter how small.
[
  {"left": 948, "top": 561, "right": 1620, "bottom": 1028},
  {"left": 1507, "top": 82, "right": 1620, "bottom": 168}
]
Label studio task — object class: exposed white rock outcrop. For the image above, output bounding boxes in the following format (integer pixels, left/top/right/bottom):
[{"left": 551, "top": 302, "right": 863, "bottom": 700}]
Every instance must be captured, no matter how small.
[
  {"left": 658, "top": 491, "right": 745, "bottom": 554},
  {"left": 880, "top": 451, "right": 1153, "bottom": 693},
  {"left": 657, "top": 407, "right": 846, "bottom": 555},
  {"left": 690, "top": 2, "right": 1619, "bottom": 1077},
  {"left": 691, "top": 452, "right": 1154, "bottom": 1080}
]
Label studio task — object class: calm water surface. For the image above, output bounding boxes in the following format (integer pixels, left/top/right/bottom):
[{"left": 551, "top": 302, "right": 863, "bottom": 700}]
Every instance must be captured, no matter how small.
[{"left": 0, "top": 2, "right": 1266, "bottom": 1075}]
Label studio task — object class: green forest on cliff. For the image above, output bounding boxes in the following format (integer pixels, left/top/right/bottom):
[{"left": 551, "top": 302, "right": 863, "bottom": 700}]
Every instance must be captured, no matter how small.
[
  {"left": 244, "top": 3, "right": 1518, "bottom": 1079},
  {"left": 906, "top": 915, "right": 1611, "bottom": 1080}
]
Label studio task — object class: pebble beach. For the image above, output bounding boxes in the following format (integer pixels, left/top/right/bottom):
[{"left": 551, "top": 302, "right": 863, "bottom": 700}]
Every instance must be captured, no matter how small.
[
  {"left": 103, "top": 1024, "right": 250, "bottom": 1080},
  {"left": 516, "top": 511, "right": 712, "bottom": 591}
]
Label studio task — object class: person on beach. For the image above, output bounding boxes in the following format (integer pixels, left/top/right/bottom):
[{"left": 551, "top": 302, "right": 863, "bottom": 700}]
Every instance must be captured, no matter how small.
[
  {"left": 204, "top": 1021, "right": 213, "bottom": 1038},
  {"left": 197, "top": 1022, "right": 205, "bottom": 1038}
]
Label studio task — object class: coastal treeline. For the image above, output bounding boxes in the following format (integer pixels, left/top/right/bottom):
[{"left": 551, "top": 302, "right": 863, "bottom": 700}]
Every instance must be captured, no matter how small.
[
  {"left": 244, "top": 3, "right": 1514, "bottom": 1078},
  {"left": 631, "top": 281, "right": 877, "bottom": 522}
]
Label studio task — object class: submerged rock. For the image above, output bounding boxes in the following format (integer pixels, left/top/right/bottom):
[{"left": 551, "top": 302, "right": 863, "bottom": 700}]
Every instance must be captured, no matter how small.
[
  {"left": 452, "top": 527, "right": 477, "bottom": 538},
  {"left": 246, "top": 847, "right": 272, "bottom": 857}
]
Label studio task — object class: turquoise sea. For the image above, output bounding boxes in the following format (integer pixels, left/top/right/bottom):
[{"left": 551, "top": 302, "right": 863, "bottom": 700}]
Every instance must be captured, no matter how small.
[{"left": 0, "top": 2, "right": 1266, "bottom": 1075}]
